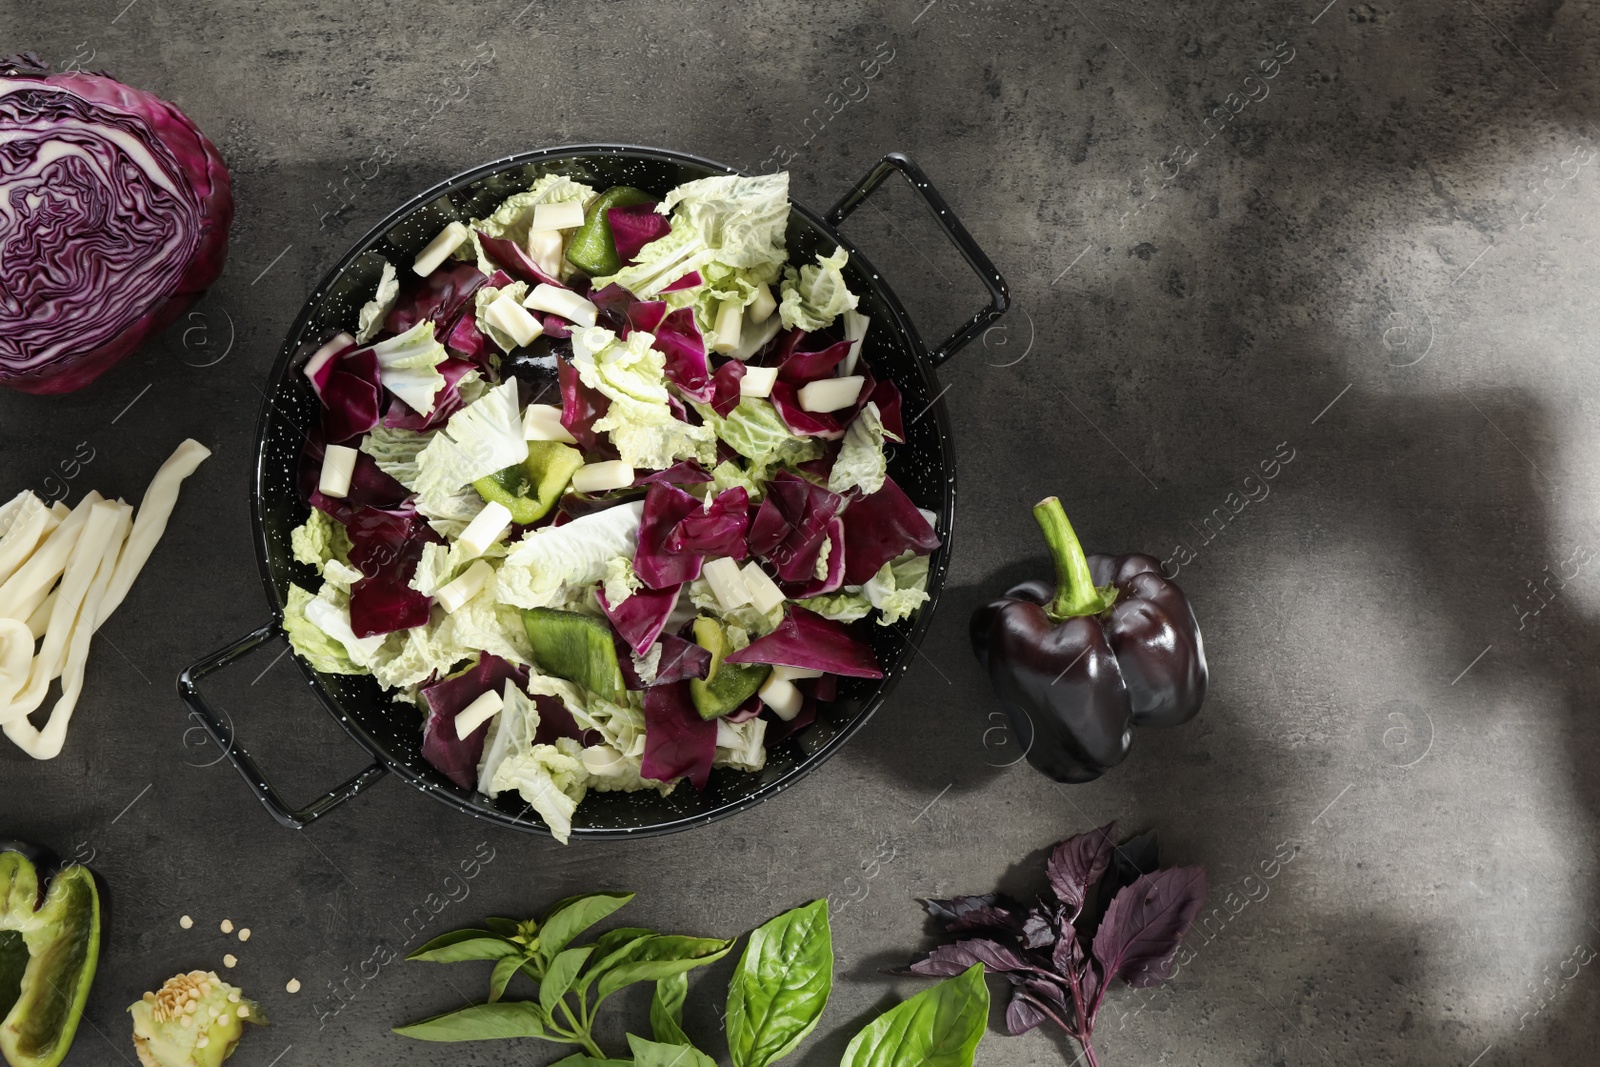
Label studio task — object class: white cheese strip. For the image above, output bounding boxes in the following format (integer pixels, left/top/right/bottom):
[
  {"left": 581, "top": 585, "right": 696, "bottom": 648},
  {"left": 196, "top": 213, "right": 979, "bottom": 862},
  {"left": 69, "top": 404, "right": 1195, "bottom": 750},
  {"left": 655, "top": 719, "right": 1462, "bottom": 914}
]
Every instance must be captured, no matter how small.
[
  {"left": 758, "top": 675, "right": 803, "bottom": 720},
  {"left": 25, "top": 588, "right": 55, "bottom": 641},
  {"left": 710, "top": 302, "right": 742, "bottom": 354},
  {"left": 532, "top": 201, "right": 586, "bottom": 232},
  {"left": 94, "top": 439, "right": 210, "bottom": 628},
  {"left": 581, "top": 744, "right": 629, "bottom": 777},
  {"left": 437, "top": 559, "right": 494, "bottom": 614},
  {"left": 739, "top": 365, "right": 779, "bottom": 399},
  {"left": 3, "top": 502, "right": 130, "bottom": 759},
  {"left": 0, "top": 491, "right": 100, "bottom": 623},
  {"left": 841, "top": 309, "right": 870, "bottom": 377},
  {"left": 740, "top": 562, "right": 785, "bottom": 615},
  {"left": 524, "top": 284, "right": 598, "bottom": 328},
  {"left": 458, "top": 501, "right": 513, "bottom": 559},
  {"left": 0, "top": 619, "right": 32, "bottom": 710},
  {"left": 798, "top": 375, "right": 864, "bottom": 413},
  {"left": 747, "top": 283, "right": 776, "bottom": 324},
  {"left": 454, "top": 687, "right": 504, "bottom": 739},
  {"left": 570, "top": 461, "right": 635, "bottom": 495},
  {"left": 413, "top": 221, "right": 470, "bottom": 276},
  {"left": 484, "top": 289, "right": 545, "bottom": 349},
  {"left": 318, "top": 445, "right": 360, "bottom": 499},
  {"left": 704, "top": 557, "right": 752, "bottom": 612},
  {"left": 0, "top": 499, "right": 125, "bottom": 727},
  {"left": 522, "top": 403, "right": 577, "bottom": 443},
  {"left": 526, "top": 229, "right": 565, "bottom": 277},
  {"left": 0, "top": 493, "right": 56, "bottom": 588}
]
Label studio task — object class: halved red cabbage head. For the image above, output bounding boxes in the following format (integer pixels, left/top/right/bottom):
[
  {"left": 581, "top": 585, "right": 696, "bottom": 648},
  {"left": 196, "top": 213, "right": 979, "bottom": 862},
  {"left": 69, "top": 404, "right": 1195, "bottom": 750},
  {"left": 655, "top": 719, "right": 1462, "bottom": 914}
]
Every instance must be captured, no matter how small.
[
  {"left": 725, "top": 605, "right": 883, "bottom": 679},
  {"left": 421, "top": 654, "right": 529, "bottom": 788},
  {"left": 0, "top": 62, "right": 233, "bottom": 393}
]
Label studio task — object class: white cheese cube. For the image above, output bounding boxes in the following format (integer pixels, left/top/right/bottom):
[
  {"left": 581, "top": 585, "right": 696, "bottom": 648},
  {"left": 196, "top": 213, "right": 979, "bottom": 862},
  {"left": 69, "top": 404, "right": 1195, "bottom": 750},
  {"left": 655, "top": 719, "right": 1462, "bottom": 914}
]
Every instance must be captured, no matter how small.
[
  {"left": 532, "top": 201, "right": 586, "bottom": 232},
  {"left": 526, "top": 229, "right": 565, "bottom": 277},
  {"left": 740, "top": 561, "right": 786, "bottom": 615},
  {"left": 458, "top": 500, "right": 513, "bottom": 558},
  {"left": 747, "top": 283, "right": 776, "bottom": 324},
  {"left": 570, "top": 461, "right": 635, "bottom": 494},
  {"left": 739, "top": 365, "right": 779, "bottom": 398},
  {"left": 413, "top": 221, "right": 470, "bottom": 277},
  {"left": 525, "top": 283, "right": 599, "bottom": 328},
  {"left": 703, "top": 557, "right": 752, "bottom": 611},
  {"left": 522, "top": 403, "right": 577, "bottom": 443},
  {"left": 317, "top": 445, "right": 359, "bottom": 499},
  {"left": 454, "top": 687, "right": 504, "bottom": 739},
  {"left": 798, "top": 375, "right": 864, "bottom": 413},
  {"left": 483, "top": 290, "right": 544, "bottom": 349},
  {"left": 758, "top": 675, "right": 804, "bottom": 720},
  {"left": 436, "top": 558, "right": 495, "bottom": 614},
  {"left": 709, "top": 301, "right": 742, "bottom": 354}
]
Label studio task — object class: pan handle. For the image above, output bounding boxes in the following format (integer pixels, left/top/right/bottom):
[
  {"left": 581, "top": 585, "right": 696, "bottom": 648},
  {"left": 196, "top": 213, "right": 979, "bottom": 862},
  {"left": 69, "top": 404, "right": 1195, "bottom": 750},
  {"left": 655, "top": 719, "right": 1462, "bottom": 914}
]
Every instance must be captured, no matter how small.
[
  {"left": 177, "top": 624, "right": 388, "bottom": 830},
  {"left": 825, "top": 151, "right": 1009, "bottom": 366}
]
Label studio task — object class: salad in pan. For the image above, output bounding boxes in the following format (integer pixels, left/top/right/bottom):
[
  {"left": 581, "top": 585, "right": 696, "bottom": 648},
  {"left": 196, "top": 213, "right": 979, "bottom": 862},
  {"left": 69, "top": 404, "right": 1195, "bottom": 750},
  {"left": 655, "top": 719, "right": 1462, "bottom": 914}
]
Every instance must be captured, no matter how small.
[{"left": 283, "top": 170, "right": 940, "bottom": 841}]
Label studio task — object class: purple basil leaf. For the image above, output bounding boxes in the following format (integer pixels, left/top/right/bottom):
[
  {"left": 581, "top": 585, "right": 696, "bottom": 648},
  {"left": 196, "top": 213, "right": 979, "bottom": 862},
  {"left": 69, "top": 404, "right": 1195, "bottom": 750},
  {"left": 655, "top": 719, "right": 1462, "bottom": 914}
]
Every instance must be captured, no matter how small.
[
  {"left": 1091, "top": 867, "right": 1207, "bottom": 989},
  {"left": 1084, "top": 829, "right": 1163, "bottom": 938},
  {"left": 1005, "top": 993, "right": 1049, "bottom": 1037},
  {"left": 923, "top": 894, "right": 1028, "bottom": 937},
  {"left": 1022, "top": 910, "right": 1057, "bottom": 950},
  {"left": 1047, "top": 820, "right": 1119, "bottom": 917},
  {"left": 907, "top": 939, "right": 1030, "bottom": 977}
]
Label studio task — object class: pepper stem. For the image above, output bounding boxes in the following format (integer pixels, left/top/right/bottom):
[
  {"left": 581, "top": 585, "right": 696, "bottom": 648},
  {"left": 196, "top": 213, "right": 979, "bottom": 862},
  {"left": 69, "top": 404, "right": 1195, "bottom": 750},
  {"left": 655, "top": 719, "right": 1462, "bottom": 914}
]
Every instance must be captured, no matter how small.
[{"left": 1033, "top": 496, "right": 1118, "bottom": 622}]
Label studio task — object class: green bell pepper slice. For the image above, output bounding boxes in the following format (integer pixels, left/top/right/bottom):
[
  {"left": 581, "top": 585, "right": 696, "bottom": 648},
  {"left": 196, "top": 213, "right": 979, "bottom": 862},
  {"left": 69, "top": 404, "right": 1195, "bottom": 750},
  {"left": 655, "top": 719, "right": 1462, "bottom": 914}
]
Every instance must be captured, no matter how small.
[
  {"left": 0, "top": 849, "right": 100, "bottom": 1067},
  {"left": 689, "top": 617, "right": 771, "bottom": 720},
  {"left": 565, "top": 185, "right": 656, "bottom": 277},
  {"left": 473, "top": 441, "right": 585, "bottom": 525}
]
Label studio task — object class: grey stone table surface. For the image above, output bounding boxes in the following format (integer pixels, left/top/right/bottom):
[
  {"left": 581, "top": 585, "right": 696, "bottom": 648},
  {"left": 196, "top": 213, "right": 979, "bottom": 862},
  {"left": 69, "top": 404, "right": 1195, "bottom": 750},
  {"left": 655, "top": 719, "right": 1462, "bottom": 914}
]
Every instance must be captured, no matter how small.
[{"left": 3, "top": 0, "right": 1598, "bottom": 1064}]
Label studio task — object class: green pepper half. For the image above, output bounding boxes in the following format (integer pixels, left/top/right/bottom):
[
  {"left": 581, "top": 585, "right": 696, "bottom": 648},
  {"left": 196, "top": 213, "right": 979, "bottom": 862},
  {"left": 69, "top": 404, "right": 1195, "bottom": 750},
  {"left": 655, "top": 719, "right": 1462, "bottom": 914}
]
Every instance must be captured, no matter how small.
[
  {"left": 689, "top": 617, "right": 771, "bottom": 721},
  {"left": 0, "top": 849, "right": 100, "bottom": 1067},
  {"left": 522, "top": 607, "right": 626, "bottom": 703},
  {"left": 473, "top": 441, "right": 585, "bottom": 525},
  {"left": 564, "top": 185, "right": 656, "bottom": 277}
]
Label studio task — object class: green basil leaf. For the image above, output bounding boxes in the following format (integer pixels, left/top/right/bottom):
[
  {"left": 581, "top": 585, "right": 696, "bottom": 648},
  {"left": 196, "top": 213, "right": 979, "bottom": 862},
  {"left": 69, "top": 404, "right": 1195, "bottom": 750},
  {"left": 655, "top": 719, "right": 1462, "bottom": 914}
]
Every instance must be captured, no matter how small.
[
  {"left": 406, "top": 929, "right": 520, "bottom": 963},
  {"left": 546, "top": 1057, "right": 633, "bottom": 1067},
  {"left": 541, "top": 892, "right": 635, "bottom": 963},
  {"left": 651, "top": 971, "right": 691, "bottom": 1045},
  {"left": 540, "top": 945, "right": 596, "bottom": 1017},
  {"left": 726, "top": 900, "right": 833, "bottom": 1067},
  {"left": 627, "top": 1033, "right": 718, "bottom": 1067},
  {"left": 484, "top": 917, "right": 522, "bottom": 937},
  {"left": 595, "top": 936, "right": 735, "bottom": 1003},
  {"left": 838, "top": 963, "right": 989, "bottom": 1067},
  {"left": 574, "top": 926, "right": 656, "bottom": 995},
  {"left": 393, "top": 1000, "right": 549, "bottom": 1042},
  {"left": 488, "top": 955, "right": 523, "bottom": 1002}
]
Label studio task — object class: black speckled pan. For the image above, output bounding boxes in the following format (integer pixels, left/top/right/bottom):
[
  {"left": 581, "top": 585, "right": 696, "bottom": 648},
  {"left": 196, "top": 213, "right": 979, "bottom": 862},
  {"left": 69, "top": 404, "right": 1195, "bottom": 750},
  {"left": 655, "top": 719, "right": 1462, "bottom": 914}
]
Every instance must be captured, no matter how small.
[{"left": 178, "top": 146, "right": 1007, "bottom": 838}]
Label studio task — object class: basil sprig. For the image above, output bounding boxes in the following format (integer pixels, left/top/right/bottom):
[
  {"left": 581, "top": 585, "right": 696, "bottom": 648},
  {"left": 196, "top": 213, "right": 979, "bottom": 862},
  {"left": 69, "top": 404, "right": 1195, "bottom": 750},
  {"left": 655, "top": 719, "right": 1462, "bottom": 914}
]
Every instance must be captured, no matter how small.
[{"left": 394, "top": 893, "right": 990, "bottom": 1067}]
